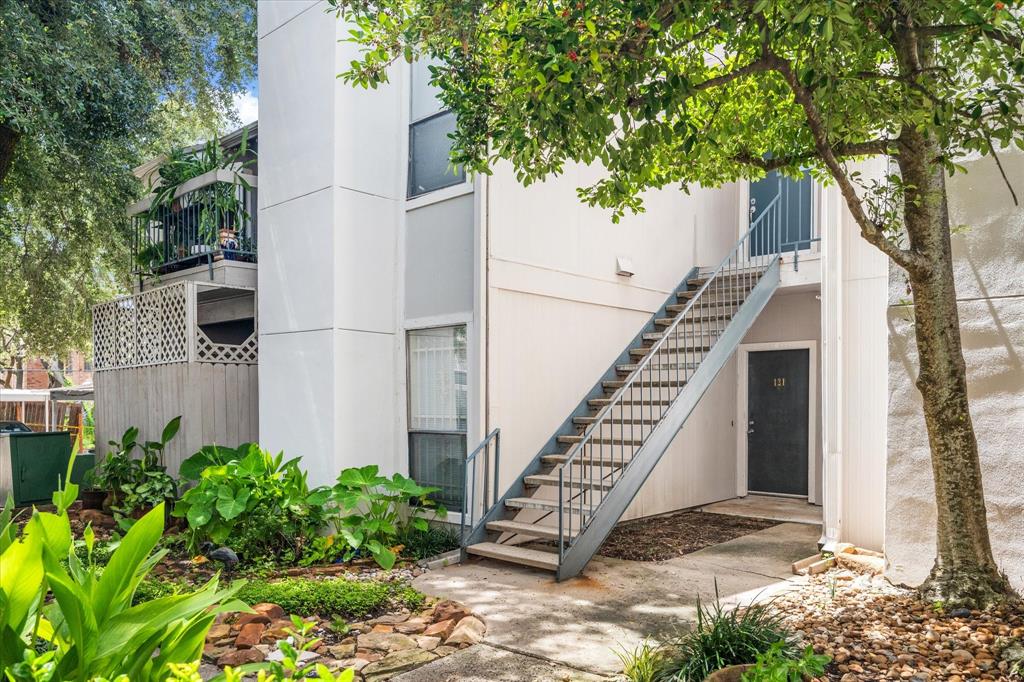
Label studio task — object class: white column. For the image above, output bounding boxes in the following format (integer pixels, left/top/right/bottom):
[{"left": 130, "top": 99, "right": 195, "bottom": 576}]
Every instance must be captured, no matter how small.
[{"left": 819, "top": 184, "right": 844, "bottom": 548}]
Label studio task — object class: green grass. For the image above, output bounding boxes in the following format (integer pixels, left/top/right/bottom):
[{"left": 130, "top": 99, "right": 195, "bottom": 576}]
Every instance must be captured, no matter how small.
[
  {"left": 234, "top": 577, "right": 425, "bottom": 619},
  {"left": 133, "top": 575, "right": 425, "bottom": 620}
]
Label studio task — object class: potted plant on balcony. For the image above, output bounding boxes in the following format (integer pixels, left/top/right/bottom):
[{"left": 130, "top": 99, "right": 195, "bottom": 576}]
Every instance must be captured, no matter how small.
[{"left": 145, "top": 127, "right": 255, "bottom": 266}]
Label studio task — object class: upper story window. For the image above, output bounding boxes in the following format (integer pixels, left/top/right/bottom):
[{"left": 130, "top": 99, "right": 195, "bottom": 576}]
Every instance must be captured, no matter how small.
[{"left": 408, "top": 60, "right": 465, "bottom": 198}]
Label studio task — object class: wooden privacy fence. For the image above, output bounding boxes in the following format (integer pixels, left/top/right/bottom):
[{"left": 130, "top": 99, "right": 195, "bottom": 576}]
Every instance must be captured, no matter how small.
[{"left": 0, "top": 401, "right": 88, "bottom": 451}]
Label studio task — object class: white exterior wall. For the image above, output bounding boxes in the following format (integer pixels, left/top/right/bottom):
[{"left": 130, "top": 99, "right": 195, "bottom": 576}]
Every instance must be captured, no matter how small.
[
  {"left": 886, "top": 149, "right": 1024, "bottom": 590},
  {"left": 816, "top": 166, "right": 890, "bottom": 551},
  {"left": 484, "top": 162, "right": 750, "bottom": 518},
  {"left": 257, "top": 2, "right": 404, "bottom": 484},
  {"left": 256, "top": 2, "right": 897, "bottom": 539}
]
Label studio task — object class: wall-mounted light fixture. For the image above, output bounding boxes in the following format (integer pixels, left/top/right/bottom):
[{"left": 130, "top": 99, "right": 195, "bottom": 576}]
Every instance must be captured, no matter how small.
[{"left": 616, "top": 256, "right": 635, "bottom": 278}]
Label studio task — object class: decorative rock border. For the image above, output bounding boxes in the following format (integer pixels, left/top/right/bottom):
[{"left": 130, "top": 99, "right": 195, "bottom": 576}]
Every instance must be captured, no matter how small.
[{"left": 201, "top": 597, "right": 485, "bottom": 681}]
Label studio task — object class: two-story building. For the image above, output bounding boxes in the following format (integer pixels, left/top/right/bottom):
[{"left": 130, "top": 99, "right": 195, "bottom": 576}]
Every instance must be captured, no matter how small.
[{"left": 93, "top": 1, "right": 1023, "bottom": 588}]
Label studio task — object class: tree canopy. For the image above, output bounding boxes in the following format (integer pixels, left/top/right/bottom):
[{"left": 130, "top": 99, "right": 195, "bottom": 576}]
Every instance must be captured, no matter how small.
[
  {"left": 334, "top": 0, "right": 1020, "bottom": 259},
  {"left": 0, "top": 0, "right": 256, "bottom": 361},
  {"left": 332, "top": 0, "right": 1023, "bottom": 608}
]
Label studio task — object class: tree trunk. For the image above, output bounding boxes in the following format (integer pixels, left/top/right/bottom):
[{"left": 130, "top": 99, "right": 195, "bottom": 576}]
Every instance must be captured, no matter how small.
[
  {"left": 896, "top": 127, "right": 1015, "bottom": 609},
  {"left": 0, "top": 123, "right": 19, "bottom": 189}
]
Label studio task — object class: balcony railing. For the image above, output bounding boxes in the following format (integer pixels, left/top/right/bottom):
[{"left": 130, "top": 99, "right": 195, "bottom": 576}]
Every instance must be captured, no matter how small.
[{"left": 128, "top": 169, "right": 258, "bottom": 277}]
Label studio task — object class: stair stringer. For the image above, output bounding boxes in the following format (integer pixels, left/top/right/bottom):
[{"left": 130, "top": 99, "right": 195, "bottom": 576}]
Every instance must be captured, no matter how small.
[
  {"left": 555, "top": 259, "right": 781, "bottom": 581},
  {"left": 463, "top": 266, "right": 700, "bottom": 549}
]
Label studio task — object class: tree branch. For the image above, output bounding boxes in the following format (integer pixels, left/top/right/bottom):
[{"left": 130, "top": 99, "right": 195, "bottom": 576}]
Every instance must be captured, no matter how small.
[
  {"left": 918, "top": 23, "right": 1022, "bottom": 50},
  {"left": 762, "top": 50, "right": 929, "bottom": 274},
  {"left": 733, "top": 140, "right": 895, "bottom": 170}
]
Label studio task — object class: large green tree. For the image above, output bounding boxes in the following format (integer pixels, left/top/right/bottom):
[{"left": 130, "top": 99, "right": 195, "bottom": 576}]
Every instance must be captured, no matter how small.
[
  {"left": 0, "top": 0, "right": 256, "bottom": 360},
  {"left": 331, "top": 0, "right": 1023, "bottom": 607}
]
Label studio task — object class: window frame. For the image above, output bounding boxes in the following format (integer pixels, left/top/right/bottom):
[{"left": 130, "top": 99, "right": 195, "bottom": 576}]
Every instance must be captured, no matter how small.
[
  {"left": 406, "top": 324, "right": 469, "bottom": 509},
  {"left": 407, "top": 107, "right": 466, "bottom": 200}
]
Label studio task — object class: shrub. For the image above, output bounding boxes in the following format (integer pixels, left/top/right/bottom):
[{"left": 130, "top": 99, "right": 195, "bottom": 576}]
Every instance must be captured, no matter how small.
[
  {"left": 741, "top": 642, "right": 830, "bottom": 681},
  {"left": 617, "top": 639, "right": 670, "bottom": 682},
  {"left": 233, "top": 578, "right": 425, "bottom": 619},
  {"left": 400, "top": 523, "right": 461, "bottom": 561},
  {"left": 654, "top": 589, "right": 795, "bottom": 681},
  {"left": 0, "top": 469, "right": 245, "bottom": 681},
  {"left": 174, "top": 444, "right": 331, "bottom": 564},
  {"left": 330, "top": 465, "right": 447, "bottom": 570},
  {"left": 87, "top": 417, "right": 181, "bottom": 519}
]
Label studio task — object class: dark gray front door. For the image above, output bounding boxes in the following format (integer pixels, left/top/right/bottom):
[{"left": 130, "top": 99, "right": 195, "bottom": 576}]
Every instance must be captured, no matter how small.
[
  {"left": 747, "top": 349, "right": 809, "bottom": 496},
  {"left": 750, "top": 170, "right": 813, "bottom": 256}
]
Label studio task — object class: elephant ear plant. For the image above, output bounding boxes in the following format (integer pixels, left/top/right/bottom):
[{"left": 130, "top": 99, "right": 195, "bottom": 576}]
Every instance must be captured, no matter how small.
[
  {"left": 174, "top": 444, "right": 332, "bottom": 565},
  {"left": 0, "top": 457, "right": 246, "bottom": 681},
  {"left": 330, "top": 465, "right": 447, "bottom": 570}
]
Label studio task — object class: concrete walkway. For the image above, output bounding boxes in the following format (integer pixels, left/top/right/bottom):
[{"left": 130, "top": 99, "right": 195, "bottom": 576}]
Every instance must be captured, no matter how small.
[{"left": 405, "top": 522, "right": 819, "bottom": 678}]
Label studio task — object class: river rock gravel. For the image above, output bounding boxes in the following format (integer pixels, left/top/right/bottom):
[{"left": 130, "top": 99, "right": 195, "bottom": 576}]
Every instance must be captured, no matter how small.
[{"left": 774, "top": 570, "right": 1024, "bottom": 681}]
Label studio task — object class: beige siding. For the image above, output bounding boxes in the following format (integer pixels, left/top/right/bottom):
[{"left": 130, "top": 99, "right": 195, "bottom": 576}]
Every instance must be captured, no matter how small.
[{"left": 94, "top": 363, "right": 259, "bottom": 474}]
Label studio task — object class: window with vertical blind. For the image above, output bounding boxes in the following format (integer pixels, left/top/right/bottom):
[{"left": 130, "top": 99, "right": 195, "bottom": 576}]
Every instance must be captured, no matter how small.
[{"left": 407, "top": 325, "right": 467, "bottom": 509}]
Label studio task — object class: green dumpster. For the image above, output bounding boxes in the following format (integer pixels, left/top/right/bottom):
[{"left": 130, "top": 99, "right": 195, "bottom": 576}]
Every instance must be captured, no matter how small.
[{"left": 0, "top": 431, "right": 73, "bottom": 506}]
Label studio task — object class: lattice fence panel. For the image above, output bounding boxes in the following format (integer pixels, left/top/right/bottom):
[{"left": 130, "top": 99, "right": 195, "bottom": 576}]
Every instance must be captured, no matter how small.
[
  {"left": 92, "top": 283, "right": 189, "bottom": 370},
  {"left": 195, "top": 330, "right": 258, "bottom": 365}
]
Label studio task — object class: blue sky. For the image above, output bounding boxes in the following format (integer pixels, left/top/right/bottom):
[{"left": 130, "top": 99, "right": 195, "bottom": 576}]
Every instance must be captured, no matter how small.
[{"left": 233, "top": 77, "right": 258, "bottom": 125}]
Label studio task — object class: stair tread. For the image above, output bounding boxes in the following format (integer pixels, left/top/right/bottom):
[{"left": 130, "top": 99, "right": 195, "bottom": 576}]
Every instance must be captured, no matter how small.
[
  {"left": 466, "top": 542, "right": 559, "bottom": 570},
  {"left": 574, "top": 415, "right": 658, "bottom": 424},
  {"left": 525, "top": 473, "right": 616, "bottom": 490},
  {"left": 543, "top": 453, "right": 636, "bottom": 465},
  {"left": 667, "top": 302, "right": 744, "bottom": 313},
  {"left": 589, "top": 397, "right": 673, "bottom": 406},
  {"left": 506, "top": 496, "right": 599, "bottom": 513},
  {"left": 629, "top": 345, "right": 711, "bottom": 357},
  {"left": 486, "top": 519, "right": 573, "bottom": 540},
  {"left": 654, "top": 314, "right": 731, "bottom": 326},
  {"left": 558, "top": 434, "right": 644, "bottom": 444}
]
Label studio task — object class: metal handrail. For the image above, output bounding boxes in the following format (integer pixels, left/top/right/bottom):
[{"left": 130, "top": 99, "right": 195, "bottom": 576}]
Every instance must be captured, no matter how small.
[
  {"left": 460, "top": 427, "right": 501, "bottom": 545},
  {"left": 556, "top": 191, "right": 785, "bottom": 563}
]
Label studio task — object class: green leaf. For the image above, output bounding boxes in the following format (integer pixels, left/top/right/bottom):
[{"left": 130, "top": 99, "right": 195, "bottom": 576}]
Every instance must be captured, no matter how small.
[
  {"left": 185, "top": 502, "right": 211, "bottom": 528},
  {"left": 371, "top": 547, "right": 396, "bottom": 570},
  {"left": 216, "top": 487, "right": 250, "bottom": 521}
]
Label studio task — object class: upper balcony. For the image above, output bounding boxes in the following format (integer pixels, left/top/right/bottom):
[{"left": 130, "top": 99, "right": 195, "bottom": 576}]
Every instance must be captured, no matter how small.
[{"left": 127, "top": 125, "right": 258, "bottom": 290}]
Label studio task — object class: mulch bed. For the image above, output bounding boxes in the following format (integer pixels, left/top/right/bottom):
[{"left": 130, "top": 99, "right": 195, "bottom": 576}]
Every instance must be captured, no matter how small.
[
  {"left": 598, "top": 510, "right": 779, "bottom": 561},
  {"left": 776, "top": 570, "right": 1024, "bottom": 681}
]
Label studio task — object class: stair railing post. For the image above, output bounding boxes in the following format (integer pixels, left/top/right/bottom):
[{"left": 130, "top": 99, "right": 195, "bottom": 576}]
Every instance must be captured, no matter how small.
[
  {"left": 493, "top": 429, "right": 500, "bottom": 509},
  {"left": 558, "top": 464, "right": 565, "bottom": 564}
]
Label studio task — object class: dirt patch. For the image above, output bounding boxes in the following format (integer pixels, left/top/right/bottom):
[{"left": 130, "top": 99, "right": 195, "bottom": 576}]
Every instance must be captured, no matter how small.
[{"left": 598, "top": 510, "right": 779, "bottom": 562}]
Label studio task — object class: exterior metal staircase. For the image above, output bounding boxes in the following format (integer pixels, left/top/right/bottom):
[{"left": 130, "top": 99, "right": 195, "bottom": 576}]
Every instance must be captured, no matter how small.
[{"left": 459, "top": 194, "right": 788, "bottom": 580}]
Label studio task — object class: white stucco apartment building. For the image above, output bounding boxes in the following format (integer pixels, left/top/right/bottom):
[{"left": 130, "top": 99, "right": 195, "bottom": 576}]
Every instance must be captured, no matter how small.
[{"left": 93, "top": 0, "right": 1022, "bottom": 586}]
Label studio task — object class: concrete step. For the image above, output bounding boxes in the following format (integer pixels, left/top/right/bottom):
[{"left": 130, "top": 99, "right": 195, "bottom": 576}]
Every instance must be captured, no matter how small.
[
  {"left": 466, "top": 542, "right": 559, "bottom": 571},
  {"left": 505, "top": 496, "right": 599, "bottom": 514},
  {"left": 524, "top": 473, "right": 616, "bottom": 490},
  {"left": 486, "top": 519, "right": 573, "bottom": 541}
]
